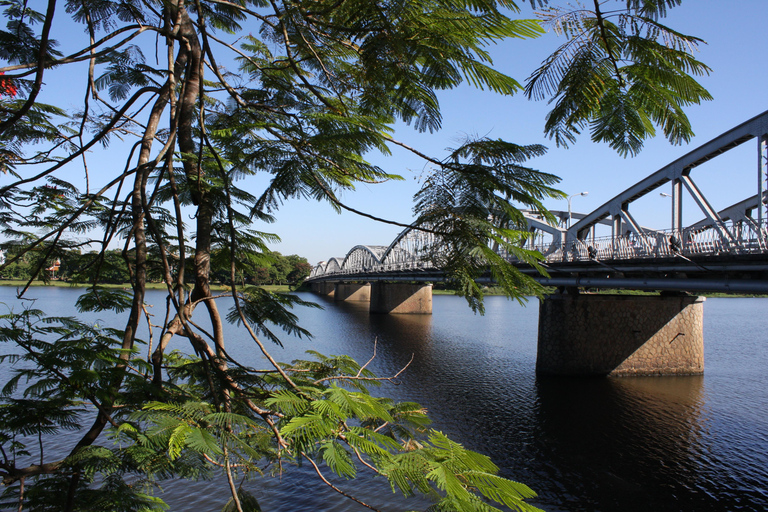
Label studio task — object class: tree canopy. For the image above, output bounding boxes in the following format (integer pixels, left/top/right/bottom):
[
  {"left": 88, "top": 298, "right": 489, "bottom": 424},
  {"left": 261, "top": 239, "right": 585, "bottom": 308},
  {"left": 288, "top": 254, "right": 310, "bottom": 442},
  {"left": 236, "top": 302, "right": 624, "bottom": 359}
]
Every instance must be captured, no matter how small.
[{"left": 0, "top": 0, "right": 709, "bottom": 510}]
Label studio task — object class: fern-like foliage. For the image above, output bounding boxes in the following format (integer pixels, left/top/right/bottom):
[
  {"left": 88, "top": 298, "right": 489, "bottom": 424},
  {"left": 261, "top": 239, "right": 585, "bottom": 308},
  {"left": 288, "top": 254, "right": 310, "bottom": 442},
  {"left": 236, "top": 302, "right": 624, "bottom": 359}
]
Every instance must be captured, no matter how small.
[
  {"left": 379, "top": 431, "right": 542, "bottom": 512},
  {"left": 525, "top": 0, "right": 712, "bottom": 156},
  {"left": 226, "top": 285, "right": 321, "bottom": 347},
  {"left": 0, "top": 304, "right": 540, "bottom": 512},
  {"left": 271, "top": 370, "right": 544, "bottom": 511},
  {"left": 413, "top": 136, "right": 563, "bottom": 312},
  {"left": 115, "top": 348, "right": 543, "bottom": 511},
  {"left": 0, "top": 308, "right": 189, "bottom": 511}
]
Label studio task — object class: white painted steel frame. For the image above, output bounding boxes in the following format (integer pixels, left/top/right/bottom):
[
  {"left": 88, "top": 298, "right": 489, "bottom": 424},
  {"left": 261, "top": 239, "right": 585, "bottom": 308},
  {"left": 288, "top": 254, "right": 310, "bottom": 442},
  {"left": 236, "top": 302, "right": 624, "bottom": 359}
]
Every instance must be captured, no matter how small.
[{"left": 309, "top": 111, "right": 768, "bottom": 280}]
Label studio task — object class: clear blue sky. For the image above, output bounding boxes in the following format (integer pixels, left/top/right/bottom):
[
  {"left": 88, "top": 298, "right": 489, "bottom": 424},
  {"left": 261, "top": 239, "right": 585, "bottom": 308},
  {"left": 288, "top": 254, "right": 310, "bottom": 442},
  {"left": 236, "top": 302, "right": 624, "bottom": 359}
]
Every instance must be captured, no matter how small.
[
  {"left": 6, "top": 1, "right": 766, "bottom": 265},
  {"left": 273, "top": 0, "right": 768, "bottom": 264}
]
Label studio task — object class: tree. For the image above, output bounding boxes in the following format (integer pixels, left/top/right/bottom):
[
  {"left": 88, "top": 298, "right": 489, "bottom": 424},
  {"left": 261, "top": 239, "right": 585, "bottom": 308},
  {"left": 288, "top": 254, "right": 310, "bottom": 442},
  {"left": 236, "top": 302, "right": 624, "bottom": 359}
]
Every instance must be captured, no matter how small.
[
  {"left": 66, "top": 249, "right": 131, "bottom": 284},
  {"left": 285, "top": 255, "right": 312, "bottom": 288},
  {"left": 0, "top": 1, "right": 709, "bottom": 511},
  {"left": 242, "top": 252, "right": 312, "bottom": 286}
]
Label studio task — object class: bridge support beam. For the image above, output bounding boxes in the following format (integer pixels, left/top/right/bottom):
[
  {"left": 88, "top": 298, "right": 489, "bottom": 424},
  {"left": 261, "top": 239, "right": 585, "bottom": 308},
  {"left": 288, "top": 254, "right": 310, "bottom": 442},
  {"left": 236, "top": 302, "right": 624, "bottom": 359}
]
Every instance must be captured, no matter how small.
[
  {"left": 536, "top": 294, "right": 704, "bottom": 377},
  {"left": 334, "top": 282, "right": 371, "bottom": 302},
  {"left": 311, "top": 281, "right": 337, "bottom": 297},
  {"left": 370, "top": 283, "right": 432, "bottom": 314}
]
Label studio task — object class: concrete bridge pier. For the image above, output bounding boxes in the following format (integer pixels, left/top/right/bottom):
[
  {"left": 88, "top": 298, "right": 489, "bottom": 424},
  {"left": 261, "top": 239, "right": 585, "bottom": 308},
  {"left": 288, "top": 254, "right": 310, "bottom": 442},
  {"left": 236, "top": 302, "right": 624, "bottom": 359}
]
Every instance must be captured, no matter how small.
[
  {"left": 311, "top": 281, "right": 337, "bottom": 297},
  {"left": 334, "top": 282, "right": 371, "bottom": 302},
  {"left": 536, "top": 294, "right": 704, "bottom": 376},
  {"left": 370, "top": 283, "right": 433, "bottom": 314}
]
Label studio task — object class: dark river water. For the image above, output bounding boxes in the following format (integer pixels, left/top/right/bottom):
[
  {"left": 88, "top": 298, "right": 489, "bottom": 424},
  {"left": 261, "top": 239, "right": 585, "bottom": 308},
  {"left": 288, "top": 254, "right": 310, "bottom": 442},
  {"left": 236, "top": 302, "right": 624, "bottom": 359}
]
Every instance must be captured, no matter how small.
[{"left": 1, "top": 287, "right": 767, "bottom": 511}]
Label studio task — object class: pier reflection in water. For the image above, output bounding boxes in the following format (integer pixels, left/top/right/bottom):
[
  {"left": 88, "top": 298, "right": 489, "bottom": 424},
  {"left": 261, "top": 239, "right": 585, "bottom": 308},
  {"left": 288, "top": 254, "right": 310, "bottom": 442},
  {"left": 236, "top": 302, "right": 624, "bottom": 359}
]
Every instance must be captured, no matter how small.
[{"left": 534, "top": 376, "right": 708, "bottom": 511}]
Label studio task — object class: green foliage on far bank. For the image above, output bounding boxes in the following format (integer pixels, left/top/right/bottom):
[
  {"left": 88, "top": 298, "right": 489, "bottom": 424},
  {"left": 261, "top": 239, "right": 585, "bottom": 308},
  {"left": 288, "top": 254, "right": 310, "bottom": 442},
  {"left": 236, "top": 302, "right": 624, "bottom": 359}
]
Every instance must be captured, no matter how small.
[{"left": 0, "top": 248, "right": 311, "bottom": 287}]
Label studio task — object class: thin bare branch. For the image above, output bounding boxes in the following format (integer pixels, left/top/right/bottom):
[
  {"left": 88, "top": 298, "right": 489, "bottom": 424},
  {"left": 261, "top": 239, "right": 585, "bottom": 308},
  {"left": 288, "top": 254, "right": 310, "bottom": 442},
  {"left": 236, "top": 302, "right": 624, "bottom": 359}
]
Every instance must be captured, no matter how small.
[{"left": 301, "top": 452, "right": 384, "bottom": 512}]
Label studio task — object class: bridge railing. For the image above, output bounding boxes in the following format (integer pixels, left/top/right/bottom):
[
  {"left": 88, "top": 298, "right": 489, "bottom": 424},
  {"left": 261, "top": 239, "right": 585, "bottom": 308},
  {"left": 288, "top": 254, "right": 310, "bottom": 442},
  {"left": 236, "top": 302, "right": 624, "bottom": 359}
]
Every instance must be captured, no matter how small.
[
  {"left": 528, "top": 219, "right": 767, "bottom": 263},
  {"left": 315, "top": 259, "right": 437, "bottom": 277}
]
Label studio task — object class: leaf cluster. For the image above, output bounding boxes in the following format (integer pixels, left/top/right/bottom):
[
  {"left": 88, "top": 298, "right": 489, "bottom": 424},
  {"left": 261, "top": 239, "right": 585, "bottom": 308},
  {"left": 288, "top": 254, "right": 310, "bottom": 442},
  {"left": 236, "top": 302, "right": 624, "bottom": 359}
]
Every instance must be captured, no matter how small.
[
  {"left": 413, "top": 137, "right": 563, "bottom": 312},
  {"left": 526, "top": 0, "right": 712, "bottom": 156}
]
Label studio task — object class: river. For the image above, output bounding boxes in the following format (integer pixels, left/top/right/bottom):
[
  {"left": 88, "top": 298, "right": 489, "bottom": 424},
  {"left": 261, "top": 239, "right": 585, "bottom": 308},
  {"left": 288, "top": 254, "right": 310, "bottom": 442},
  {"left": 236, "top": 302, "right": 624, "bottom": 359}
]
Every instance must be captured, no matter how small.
[{"left": 1, "top": 287, "right": 767, "bottom": 511}]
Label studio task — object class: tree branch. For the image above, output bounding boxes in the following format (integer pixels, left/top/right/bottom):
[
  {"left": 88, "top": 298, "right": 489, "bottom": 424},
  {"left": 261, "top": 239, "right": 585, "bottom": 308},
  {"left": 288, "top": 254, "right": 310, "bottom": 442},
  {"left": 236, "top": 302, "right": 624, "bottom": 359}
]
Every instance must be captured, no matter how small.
[{"left": 0, "top": 0, "right": 56, "bottom": 134}]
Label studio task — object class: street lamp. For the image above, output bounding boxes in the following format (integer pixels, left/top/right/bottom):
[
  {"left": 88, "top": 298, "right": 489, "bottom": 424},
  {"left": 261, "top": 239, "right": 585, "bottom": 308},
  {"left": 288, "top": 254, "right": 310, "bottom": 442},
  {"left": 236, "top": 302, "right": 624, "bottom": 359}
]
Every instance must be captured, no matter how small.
[
  {"left": 660, "top": 192, "right": 671, "bottom": 198},
  {"left": 567, "top": 191, "right": 589, "bottom": 227}
]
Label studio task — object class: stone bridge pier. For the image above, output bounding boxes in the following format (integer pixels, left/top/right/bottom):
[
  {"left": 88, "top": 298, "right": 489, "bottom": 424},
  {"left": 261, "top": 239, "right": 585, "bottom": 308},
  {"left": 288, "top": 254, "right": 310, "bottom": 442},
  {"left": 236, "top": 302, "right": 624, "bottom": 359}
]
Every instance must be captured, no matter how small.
[
  {"left": 334, "top": 282, "right": 371, "bottom": 302},
  {"left": 536, "top": 294, "right": 705, "bottom": 377},
  {"left": 310, "top": 281, "right": 337, "bottom": 297},
  {"left": 310, "top": 281, "right": 433, "bottom": 314},
  {"left": 369, "top": 282, "right": 432, "bottom": 314}
]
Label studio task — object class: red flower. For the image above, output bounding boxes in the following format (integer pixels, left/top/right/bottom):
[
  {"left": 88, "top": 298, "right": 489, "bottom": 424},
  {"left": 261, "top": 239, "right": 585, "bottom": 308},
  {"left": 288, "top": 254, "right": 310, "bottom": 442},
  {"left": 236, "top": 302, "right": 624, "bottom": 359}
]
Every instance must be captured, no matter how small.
[{"left": 0, "top": 72, "right": 18, "bottom": 98}]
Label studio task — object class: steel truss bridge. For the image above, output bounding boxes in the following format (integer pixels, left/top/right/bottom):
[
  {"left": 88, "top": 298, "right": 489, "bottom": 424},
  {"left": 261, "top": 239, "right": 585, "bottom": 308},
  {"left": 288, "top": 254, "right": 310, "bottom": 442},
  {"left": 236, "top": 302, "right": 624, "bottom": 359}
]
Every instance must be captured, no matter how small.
[{"left": 307, "top": 111, "right": 768, "bottom": 294}]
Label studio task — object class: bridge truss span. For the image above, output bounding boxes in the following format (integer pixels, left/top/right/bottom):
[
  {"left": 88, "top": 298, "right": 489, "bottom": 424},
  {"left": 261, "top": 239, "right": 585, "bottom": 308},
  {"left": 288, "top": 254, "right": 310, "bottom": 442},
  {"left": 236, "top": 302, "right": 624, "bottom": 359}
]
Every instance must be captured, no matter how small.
[
  {"left": 569, "top": 110, "right": 768, "bottom": 248},
  {"left": 308, "top": 111, "right": 768, "bottom": 293}
]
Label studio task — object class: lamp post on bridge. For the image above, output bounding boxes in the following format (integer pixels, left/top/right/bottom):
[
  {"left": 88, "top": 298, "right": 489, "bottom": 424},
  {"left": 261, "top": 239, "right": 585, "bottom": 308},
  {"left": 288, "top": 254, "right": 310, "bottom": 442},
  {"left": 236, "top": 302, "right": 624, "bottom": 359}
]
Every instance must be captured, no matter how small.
[
  {"left": 660, "top": 192, "right": 674, "bottom": 237},
  {"left": 567, "top": 191, "right": 589, "bottom": 228}
]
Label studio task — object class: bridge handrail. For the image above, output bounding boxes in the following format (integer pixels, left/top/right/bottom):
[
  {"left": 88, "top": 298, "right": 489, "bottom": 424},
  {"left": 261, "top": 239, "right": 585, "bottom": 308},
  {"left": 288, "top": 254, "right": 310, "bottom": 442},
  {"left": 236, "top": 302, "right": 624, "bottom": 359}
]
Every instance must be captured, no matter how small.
[{"left": 531, "top": 219, "right": 767, "bottom": 263}]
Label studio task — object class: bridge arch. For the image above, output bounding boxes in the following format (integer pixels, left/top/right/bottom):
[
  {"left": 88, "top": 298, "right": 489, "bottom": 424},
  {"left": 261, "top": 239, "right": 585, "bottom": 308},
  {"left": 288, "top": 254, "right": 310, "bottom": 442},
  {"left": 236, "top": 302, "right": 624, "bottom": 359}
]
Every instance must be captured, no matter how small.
[
  {"left": 322, "top": 257, "right": 344, "bottom": 275},
  {"left": 380, "top": 224, "right": 437, "bottom": 268},
  {"left": 307, "top": 110, "right": 768, "bottom": 282},
  {"left": 340, "top": 245, "right": 387, "bottom": 273},
  {"left": 519, "top": 210, "right": 566, "bottom": 257},
  {"left": 569, "top": 110, "right": 768, "bottom": 246},
  {"left": 378, "top": 215, "right": 567, "bottom": 268}
]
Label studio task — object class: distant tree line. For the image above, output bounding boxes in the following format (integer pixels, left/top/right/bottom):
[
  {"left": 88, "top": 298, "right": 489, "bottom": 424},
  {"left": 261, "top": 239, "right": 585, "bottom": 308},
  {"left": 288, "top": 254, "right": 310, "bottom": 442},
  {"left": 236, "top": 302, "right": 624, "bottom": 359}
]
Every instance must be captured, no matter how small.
[
  {"left": 211, "top": 251, "right": 313, "bottom": 287},
  {"left": 0, "top": 247, "right": 311, "bottom": 287}
]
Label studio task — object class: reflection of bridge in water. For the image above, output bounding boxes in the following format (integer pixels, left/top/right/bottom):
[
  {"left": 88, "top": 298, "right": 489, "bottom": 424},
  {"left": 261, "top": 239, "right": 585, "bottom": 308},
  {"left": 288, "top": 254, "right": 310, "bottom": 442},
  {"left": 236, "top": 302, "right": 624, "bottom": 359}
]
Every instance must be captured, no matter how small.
[{"left": 305, "top": 112, "right": 768, "bottom": 378}]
